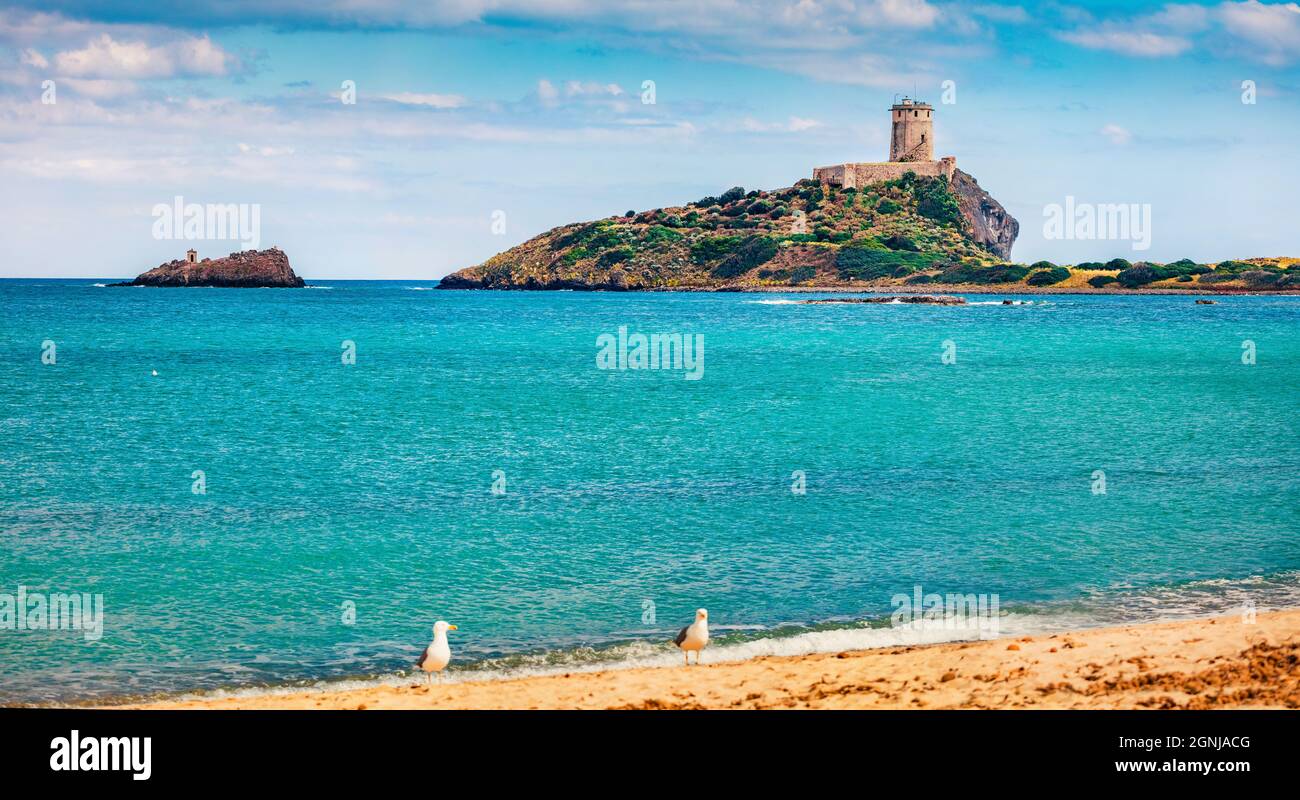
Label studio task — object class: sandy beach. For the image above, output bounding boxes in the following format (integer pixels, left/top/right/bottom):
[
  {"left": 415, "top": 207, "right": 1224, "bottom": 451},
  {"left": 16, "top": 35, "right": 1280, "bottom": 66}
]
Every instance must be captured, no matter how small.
[{"left": 126, "top": 610, "right": 1300, "bottom": 711}]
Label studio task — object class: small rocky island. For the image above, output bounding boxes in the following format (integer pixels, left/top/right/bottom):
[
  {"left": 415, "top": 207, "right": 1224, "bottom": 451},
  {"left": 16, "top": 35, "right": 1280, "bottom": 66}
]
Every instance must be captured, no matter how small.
[{"left": 113, "top": 247, "right": 305, "bottom": 288}]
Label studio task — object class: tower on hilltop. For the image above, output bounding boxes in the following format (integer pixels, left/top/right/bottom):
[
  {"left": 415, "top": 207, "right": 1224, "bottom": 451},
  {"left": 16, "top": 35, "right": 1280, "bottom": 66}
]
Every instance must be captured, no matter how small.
[
  {"left": 889, "top": 97, "right": 933, "bottom": 163},
  {"left": 812, "top": 94, "right": 953, "bottom": 189}
]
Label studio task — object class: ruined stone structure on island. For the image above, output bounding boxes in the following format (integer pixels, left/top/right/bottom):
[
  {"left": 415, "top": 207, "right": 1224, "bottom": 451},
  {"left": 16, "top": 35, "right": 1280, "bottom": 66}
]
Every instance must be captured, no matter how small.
[{"left": 813, "top": 97, "right": 956, "bottom": 188}]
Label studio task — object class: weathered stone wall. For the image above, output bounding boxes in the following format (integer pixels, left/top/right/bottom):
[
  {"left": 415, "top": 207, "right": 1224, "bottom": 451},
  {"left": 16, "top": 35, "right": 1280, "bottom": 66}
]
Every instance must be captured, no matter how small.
[{"left": 813, "top": 156, "right": 955, "bottom": 189}]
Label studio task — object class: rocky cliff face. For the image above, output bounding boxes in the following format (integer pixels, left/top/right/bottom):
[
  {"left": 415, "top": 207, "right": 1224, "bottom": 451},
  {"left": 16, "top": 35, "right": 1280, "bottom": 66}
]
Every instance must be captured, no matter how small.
[
  {"left": 119, "top": 248, "right": 305, "bottom": 288},
  {"left": 952, "top": 169, "right": 1019, "bottom": 260}
]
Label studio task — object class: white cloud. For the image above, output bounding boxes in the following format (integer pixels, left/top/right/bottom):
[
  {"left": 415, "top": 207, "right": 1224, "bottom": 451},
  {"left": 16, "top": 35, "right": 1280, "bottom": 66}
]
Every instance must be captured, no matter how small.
[
  {"left": 1059, "top": 30, "right": 1191, "bottom": 57},
  {"left": 1147, "top": 4, "right": 1212, "bottom": 32},
  {"left": 870, "top": 0, "right": 941, "bottom": 29},
  {"left": 1218, "top": 0, "right": 1300, "bottom": 65},
  {"left": 563, "top": 80, "right": 623, "bottom": 97},
  {"left": 237, "top": 143, "right": 296, "bottom": 157},
  {"left": 53, "top": 33, "right": 234, "bottom": 79},
  {"left": 970, "top": 5, "right": 1031, "bottom": 24},
  {"left": 739, "top": 116, "right": 823, "bottom": 133},
  {"left": 537, "top": 78, "right": 559, "bottom": 105},
  {"left": 61, "top": 78, "right": 139, "bottom": 98},
  {"left": 753, "top": 51, "right": 940, "bottom": 89},
  {"left": 1099, "top": 123, "right": 1132, "bottom": 145},
  {"left": 20, "top": 48, "right": 47, "bottom": 68},
  {"left": 381, "top": 91, "right": 467, "bottom": 108},
  {"left": 533, "top": 78, "right": 629, "bottom": 110}
]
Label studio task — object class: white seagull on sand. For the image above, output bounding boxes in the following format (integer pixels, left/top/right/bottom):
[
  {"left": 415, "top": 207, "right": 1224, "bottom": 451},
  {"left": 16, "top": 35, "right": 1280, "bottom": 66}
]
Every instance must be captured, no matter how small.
[
  {"left": 674, "top": 608, "right": 709, "bottom": 665},
  {"left": 417, "top": 620, "right": 457, "bottom": 685}
]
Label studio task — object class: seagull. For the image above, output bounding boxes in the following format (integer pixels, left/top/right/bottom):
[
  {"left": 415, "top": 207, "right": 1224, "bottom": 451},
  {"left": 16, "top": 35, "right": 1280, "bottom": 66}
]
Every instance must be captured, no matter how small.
[
  {"left": 417, "top": 620, "right": 457, "bottom": 685},
  {"left": 674, "top": 608, "right": 709, "bottom": 666}
]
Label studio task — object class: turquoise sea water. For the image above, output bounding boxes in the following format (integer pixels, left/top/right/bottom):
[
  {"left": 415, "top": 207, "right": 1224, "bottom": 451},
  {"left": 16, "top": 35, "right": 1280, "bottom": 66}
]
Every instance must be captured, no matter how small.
[{"left": 1, "top": 279, "right": 1298, "bottom": 704}]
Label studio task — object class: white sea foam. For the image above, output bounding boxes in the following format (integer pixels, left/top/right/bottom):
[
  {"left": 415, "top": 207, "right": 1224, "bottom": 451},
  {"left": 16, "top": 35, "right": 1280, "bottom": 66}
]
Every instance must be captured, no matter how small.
[{"left": 149, "top": 623, "right": 1003, "bottom": 704}]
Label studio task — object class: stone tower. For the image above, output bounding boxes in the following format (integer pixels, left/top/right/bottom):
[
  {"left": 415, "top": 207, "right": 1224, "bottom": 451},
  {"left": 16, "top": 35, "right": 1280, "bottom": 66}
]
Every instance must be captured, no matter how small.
[{"left": 889, "top": 97, "right": 933, "bottom": 162}]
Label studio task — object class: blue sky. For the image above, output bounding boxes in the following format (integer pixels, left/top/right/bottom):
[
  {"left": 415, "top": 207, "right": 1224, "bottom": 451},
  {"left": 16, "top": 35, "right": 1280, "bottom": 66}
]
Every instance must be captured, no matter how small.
[{"left": 1, "top": 0, "right": 1298, "bottom": 278}]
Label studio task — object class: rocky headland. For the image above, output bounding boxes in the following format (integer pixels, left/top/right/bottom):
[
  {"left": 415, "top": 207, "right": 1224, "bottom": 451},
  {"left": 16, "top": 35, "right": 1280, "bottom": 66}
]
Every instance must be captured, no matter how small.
[{"left": 437, "top": 169, "right": 1298, "bottom": 294}]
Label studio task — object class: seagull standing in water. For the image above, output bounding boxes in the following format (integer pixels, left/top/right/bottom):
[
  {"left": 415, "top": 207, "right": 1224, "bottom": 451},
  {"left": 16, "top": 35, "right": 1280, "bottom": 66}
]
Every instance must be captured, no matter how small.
[
  {"left": 417, "top": 620, "right": 457, "bottom": 685},
  {"left": 674, "top": 608, "right": 709, "bottom": 665}
]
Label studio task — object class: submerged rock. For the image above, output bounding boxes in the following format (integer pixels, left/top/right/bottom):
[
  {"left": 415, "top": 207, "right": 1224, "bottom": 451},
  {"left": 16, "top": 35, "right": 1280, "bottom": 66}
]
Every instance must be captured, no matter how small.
[
  {"left": 801, "top": 295, "right": 966, "bottom": 305},
  {"left": 114, "top": 248, "right": 305, "bottom": 288}
]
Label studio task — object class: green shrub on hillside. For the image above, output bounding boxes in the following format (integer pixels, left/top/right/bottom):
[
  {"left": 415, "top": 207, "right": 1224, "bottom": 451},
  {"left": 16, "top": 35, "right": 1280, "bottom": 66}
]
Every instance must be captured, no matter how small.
[
  {"left": 1242, "top": 270, "right": 1282, "bottom": 288},
  {"left": 712, "top": 235, "right": 778, "bottom": 278},
  {"left": 641, "top": 226, "right": 683, "bottom": 246},
  {"left": 690, "top": 236, "right": 743, "bottom": 264},
  {"left": 1088, "top": 275, "right": 1118, "bottom": 288},
  {"left": 914, "top": 176, "right": 963, "bottom": 227},
  {"left": 561, "top": 247, "right": 589, "bottom": 265},
  {"left": 836, "top": 244, "right": 940, "bottom": 280},
  {"left": 1105, "top": 258, "right": 1132, "bottom": 271},
  {"left": 1214, "top": 260, "right": 1254, "bottom": 274},
  {"left": 938, "top": 263, "right": 1030, "bottom": 284},
  {"left": 1117, "top": 264, "right": 1158, "bottom": 287},
  {"left": 880, "top": 234, "right": 920, "bottom": 251},
  {"left": 719, "top": 187, "right": 746, "bottom": 204},
  {"left": 597, "top": 246, "right": 634, "bottom": 267},
  {"left": 877, "top": 198, "right": 902, "bottom": 214},
  {"left": 1153, "top": 259, "right": 1209, "bottom": 279},
  {"left": 1199, "top": 271, "right": 1238, "bottom": 284},
  {"left": 789, "top": 265, "right": 816, "bottom": 284},
  {"left": 553, "top": 222, "right": 602, "bottom": 250},
  {"left": 1027, "top": 266, "right": 1071, "bottom": 286}
]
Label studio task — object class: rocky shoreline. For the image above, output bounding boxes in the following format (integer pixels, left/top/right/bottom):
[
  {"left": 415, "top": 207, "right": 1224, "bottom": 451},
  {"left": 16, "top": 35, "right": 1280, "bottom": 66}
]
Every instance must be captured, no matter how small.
[{"left": 438, "top": 280, "right": 1299, "bottom": 296}]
